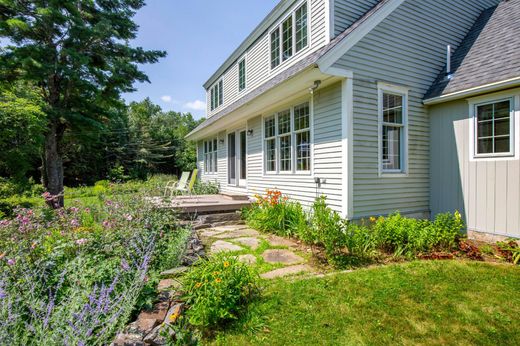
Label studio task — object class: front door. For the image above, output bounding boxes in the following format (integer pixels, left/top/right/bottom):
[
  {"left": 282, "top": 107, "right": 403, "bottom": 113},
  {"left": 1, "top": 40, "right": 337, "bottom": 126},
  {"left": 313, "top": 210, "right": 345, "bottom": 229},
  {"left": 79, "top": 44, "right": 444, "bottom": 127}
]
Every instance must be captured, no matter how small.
[{"left": 228, "top": 129, "right": 247, "bottom": 187}]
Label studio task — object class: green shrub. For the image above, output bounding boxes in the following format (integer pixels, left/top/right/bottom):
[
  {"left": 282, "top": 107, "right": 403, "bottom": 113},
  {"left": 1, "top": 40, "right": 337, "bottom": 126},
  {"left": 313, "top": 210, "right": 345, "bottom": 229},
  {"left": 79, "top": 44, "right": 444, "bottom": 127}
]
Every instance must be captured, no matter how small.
[
  {"left": 0, "top": 196, "right": 40, "bottom": 217},
  {"left": 192, "top": 181, "right": 220, "bottom": 195},
  {"left": 108, "top": 165, "right": 130, "bottom": 183},
  {"left": 183, "top": 254, "right": 259, "bottom": 328},
  {"left": 245, "top": 190, "right": 307, "bottom": 237}
]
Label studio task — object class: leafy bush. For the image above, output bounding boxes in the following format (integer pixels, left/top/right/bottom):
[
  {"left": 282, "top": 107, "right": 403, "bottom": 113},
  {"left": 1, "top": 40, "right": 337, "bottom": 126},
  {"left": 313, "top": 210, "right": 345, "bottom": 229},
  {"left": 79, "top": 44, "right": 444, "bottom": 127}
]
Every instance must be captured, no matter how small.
[
  {"left": 245, "top": 190, "right": 307, "bottom": 237},
  {"left": 192, "top": 181, "right": 220, "bottom": 195},
  {"left": 0, "top": 190, "right": 189, "bottom": 344},
  {"left": 0, "top": 195, "right": 40, "bottom": 218},
  {"left": 182, "top": 254, "right": 258, "bottom": 328}
]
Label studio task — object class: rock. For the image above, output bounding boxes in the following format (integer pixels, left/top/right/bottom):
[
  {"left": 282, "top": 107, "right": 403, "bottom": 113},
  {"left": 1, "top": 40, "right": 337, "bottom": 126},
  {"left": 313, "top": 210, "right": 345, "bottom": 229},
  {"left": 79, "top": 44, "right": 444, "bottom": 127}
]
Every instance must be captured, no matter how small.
[
  {"left": 143, "top": 325, "right": 167, "bottom": 346},
  {"left": 111, "top": 333, "right": 145, "bottom": 346},
  {"left": 264, "top": 234, "right": 298, "bottom": 248},
  {"left": 157, "top": 279, "right": 182, "bottom": 292},
  {"left": 160, "top": 266, "right": 189, "bottom": 278},
  {"left": 165, "top": 303, "right": 184, "bottom": 325},
  {"left": 213, "top": 228, "right": 260, "bottom": 239},
  {"left": 260, "top": 264, "right": 314, "bottom": 279},
  {"left": 135, "top": 318, "right": 159, "bottom": 335},
  {"left": 234, "top": 237, "right": 261, "bottom": 250},
  {"left": 137, "top": 300, "right": 169, "bottom": 323},
  {"left": 261, "top": 249, "right": 304, "bottom": 265},
  {"left": 210, "top": 240, "right": 243, "bottom": 253},
  {"left": 238, "top": 254, "right": 257, "bottom": 264},
  {"left": 198, "top": 212, "right": 242, "bottom": 224}
]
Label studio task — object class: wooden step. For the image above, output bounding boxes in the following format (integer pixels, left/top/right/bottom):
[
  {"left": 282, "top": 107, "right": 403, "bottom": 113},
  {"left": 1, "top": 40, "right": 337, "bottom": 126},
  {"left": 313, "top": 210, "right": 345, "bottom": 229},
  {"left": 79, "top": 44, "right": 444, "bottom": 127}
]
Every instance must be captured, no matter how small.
[{"left": 220, "top": 193, "right": 250, "bottom": 201}]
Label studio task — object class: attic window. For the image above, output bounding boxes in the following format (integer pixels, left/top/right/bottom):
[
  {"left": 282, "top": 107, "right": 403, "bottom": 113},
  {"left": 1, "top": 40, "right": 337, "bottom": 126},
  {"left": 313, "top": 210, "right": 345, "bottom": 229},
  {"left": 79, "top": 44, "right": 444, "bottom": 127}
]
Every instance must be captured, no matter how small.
[
  {"left": 210, "top": 80, "right": 223, "bottom": 111},
  {"left": 270, "top": 2, "right": 308, "bottom": 70}
]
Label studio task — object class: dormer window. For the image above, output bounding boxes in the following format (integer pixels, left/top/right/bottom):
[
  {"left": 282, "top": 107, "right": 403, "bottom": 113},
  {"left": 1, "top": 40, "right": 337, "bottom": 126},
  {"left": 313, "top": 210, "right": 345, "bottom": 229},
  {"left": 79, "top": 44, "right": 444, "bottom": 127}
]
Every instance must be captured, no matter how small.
[
  {"left": 270, "top": 2, "right": 308, "bottom": 69},
  {"left": 210, "top": 79, "right": 223, "bottom": 111}
]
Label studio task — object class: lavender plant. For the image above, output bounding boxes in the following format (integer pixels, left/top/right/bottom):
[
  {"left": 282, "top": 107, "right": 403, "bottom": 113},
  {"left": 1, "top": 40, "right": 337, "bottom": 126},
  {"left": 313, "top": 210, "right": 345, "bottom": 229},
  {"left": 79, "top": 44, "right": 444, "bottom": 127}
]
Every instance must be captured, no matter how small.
[{"left": 0, "top": 191, "right": 187, "bottom": 345}]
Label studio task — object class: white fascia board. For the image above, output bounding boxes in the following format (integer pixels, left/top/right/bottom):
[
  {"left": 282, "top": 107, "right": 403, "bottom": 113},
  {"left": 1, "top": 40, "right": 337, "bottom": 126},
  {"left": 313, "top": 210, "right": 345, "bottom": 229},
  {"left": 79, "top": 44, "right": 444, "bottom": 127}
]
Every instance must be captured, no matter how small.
[
  {"left": 317, "top": 0, "right": 405, "bottom": 71},
  {"left": 423, "top": 77, "right": 520, "bottom": 105}
]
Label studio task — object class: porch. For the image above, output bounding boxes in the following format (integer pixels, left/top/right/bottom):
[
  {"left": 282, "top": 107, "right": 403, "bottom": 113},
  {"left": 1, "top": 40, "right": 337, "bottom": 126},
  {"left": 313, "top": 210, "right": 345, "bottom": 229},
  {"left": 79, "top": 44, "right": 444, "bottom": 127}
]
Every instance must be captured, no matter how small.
[{"left": 152, "top": 193, "right": 251, "bottom": 214}]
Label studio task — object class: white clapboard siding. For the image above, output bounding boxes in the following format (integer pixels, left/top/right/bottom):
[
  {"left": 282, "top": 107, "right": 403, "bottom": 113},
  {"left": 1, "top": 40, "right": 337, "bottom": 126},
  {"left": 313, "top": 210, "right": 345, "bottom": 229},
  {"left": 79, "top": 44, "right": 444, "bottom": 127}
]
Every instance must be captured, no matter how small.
[
  {"left": 333, "top": 0, "right": 379, "bottom": 36},
  {"left": 331, "top": 0, "right": 500, "bottom": 219},
  {"left": 206, "top": 0, "right": 328, "bottom": 118},
  {"left": 430, "top": 99, "right": 520, "bottom": 238}
]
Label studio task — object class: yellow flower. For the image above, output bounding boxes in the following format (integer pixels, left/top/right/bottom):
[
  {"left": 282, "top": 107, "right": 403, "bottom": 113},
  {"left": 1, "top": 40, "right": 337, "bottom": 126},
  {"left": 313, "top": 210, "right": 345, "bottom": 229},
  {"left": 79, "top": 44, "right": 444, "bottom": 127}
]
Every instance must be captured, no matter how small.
[
  {"left": 195, "top": 282, "right": 202, "bottom": 288},
  {"left": 223, "top": 261, "right": 230, "bottom": 268},
  {"left": 369, "top": 217, "right": 377, "bottom": 223},
  {"left": 169, "top": 313, "right": 179, "bottom": 322},
  {"left": 215, "top": 278, "right": 222, "bottom": 284},
  {"left": 213, "top": 271, "right": 220, "bottom": 276}
]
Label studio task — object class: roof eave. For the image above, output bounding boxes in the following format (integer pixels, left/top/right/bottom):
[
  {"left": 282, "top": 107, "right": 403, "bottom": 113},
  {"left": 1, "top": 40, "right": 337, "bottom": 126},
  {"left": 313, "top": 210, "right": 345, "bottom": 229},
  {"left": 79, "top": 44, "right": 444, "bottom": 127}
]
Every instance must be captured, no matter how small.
[{"left": 423, "top": 77, "right": 520, "bottom": 105}]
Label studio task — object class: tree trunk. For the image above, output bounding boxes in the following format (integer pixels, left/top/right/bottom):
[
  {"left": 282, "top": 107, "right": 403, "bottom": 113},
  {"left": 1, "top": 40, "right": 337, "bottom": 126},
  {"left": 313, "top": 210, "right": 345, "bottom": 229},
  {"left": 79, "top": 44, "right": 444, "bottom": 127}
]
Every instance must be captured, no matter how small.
[{"left": 44, "top": 121, "right": 65, "bottom": 208}]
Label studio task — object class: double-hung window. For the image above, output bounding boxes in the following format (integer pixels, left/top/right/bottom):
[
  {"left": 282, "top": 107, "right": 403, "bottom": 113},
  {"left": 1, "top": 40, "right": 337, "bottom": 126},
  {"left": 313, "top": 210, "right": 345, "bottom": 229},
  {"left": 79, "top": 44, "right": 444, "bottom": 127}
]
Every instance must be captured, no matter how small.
[
  {"left": 474, "top": 99, "right": 514, "bottom": 156},
  {"left": 270, "top": 2, "right": 308, "bottom": 69},
  {"left": 204, "top": 139, "right": 218, "bottom": 174},
  {"left": 264, "top": 102, "right": 311, "bottom": 173},
  {"left": 379, "top": 85, "right": 408, "bottom": 174},
  {"left": 210, "top": 80, "right": 223, "bottom": 111}
]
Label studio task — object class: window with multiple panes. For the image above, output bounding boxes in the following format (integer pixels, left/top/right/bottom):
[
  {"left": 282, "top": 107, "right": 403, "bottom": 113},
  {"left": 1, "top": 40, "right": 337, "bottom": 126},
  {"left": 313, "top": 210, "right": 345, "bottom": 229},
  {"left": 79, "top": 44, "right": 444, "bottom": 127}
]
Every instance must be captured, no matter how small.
[
  {"left": 475, "top": 99, "right": 513, "bottom": 156},
  {"left": 239, "top": 59, "right": 246, "bottom": 92},
  {"left": 210, "top": 80, "right": 223, "bottom": 111},
  {"left": 264, "top": 102, "right": 311, "bottom": 173},
  {"left": 204, "top": 138, "right": 218, "bottom": 174},
  {"left": 380, "top": 91, "right": 406, "bottom": 172},
  {"left": 270, "top": 2, "right": 308, "bottom": 69}
]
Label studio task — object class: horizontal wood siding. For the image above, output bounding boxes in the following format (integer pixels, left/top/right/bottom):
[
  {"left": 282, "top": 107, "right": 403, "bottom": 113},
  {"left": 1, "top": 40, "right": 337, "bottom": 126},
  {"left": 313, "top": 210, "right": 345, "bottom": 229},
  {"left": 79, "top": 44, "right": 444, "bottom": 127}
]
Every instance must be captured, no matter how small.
[
  {"left": 331, "top": 0, "right": 500, "bottom": 219},
  {"left": 430, "top": 98, "right": 520, "bottom": 238},
  {"left": 333, "top": 0, "right": 379, "bottom": 36},
  {"left": 198, "top": 82, "right": 344, "bottom": 212},
  {"left": 207, "top": 0, "right": 328, "bottom": 118}
]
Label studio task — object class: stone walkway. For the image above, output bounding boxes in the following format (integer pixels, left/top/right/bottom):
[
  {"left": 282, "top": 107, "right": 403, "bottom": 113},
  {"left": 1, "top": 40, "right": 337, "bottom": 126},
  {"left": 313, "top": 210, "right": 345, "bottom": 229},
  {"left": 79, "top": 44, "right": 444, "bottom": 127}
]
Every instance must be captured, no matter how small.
[{"left": 198, "top": 224, "right": 317, "bottom": 279}]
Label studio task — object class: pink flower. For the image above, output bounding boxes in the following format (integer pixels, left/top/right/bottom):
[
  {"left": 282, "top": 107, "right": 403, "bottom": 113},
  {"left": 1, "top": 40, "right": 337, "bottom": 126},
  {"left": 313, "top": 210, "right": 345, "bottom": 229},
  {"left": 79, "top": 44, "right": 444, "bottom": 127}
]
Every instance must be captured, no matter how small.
[
  {"left": 70, "top": 219, "right": 80, "bottom": 227},
  {"left": 102, "top": 220, "right": 111, "bottom": 228},
  {"left": 7, "top": 259, "right": 15, "bottom": 266},
  {"left": 75, "top": 238, "right": 88, "bottom": 246},
  {"left": 70, "top": 207, "right": 79, "bottom": 213},
  {"left": 124, "top": 214, "right": 133, "bottom": 221}
]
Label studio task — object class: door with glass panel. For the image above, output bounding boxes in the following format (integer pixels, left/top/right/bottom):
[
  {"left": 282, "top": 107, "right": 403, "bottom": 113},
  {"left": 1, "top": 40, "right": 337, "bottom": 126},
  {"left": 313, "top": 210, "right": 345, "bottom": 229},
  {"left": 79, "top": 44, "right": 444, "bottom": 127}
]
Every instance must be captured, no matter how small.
[{"left": 228, "top": 130, "right": 247, "bottom": 187}]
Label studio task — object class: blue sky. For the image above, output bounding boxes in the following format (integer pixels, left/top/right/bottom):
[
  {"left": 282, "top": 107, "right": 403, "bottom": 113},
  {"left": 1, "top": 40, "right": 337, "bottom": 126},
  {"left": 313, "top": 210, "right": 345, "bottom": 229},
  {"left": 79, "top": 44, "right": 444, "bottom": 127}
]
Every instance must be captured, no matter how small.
[{"left": 123, "top": 0, "right": 279, "bottom": 119}]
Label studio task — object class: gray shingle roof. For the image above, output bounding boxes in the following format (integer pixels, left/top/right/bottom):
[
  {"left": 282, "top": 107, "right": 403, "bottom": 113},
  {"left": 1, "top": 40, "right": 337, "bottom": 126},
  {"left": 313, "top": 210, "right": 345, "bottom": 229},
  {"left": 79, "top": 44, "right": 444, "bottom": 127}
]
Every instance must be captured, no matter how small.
[
  {"left": 187, "top": 0, "right": 390, "bottom": 139},
  {"left": 424, "top": 0, "right": 520, "bottom": 101}
]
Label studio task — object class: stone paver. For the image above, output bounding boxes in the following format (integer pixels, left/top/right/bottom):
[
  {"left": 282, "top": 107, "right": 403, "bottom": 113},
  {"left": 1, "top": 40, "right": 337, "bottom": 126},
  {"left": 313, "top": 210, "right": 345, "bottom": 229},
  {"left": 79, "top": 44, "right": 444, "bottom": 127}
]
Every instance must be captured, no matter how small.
[
  {"left": 157, "top": 279, "right": 182, "bottom": 291},
  {"left": 260, "top": 264, "right": 314, "bottom": 279},
  {"left": 264, "top": 234, "right": 298, "bottom": 248},
  {"left": 210, "top": 240, "right": 244, "bottom": 253},
  {"left": 262, "top": 249, "right": 304, "bottom": 265},
  {"left": 238, "top": 254, "right": 257, "bottom": 264},
  {"left": 213, "top": 228, "right": 260, "bottom": 239},
  {"left": 234, "top": 237, "right": 261, "bottom": 250},
  {"left": 160, "top": 266, "right": 189, "bottom": 278}
]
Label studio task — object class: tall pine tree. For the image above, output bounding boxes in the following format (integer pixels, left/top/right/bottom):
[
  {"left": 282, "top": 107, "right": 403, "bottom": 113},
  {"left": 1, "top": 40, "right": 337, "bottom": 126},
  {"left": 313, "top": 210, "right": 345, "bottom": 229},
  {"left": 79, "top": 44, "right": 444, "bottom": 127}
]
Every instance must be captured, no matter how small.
[{"left": 0, "top": 1, "right": 165, "bottom": 207}]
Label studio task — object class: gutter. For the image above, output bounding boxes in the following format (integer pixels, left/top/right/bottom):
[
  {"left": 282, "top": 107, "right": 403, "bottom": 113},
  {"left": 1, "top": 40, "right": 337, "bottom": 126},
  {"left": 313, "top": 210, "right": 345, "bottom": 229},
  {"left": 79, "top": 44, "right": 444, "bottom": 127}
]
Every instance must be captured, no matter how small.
[{"left": 423, "top": 77, "right": 520, "bottom": 105}]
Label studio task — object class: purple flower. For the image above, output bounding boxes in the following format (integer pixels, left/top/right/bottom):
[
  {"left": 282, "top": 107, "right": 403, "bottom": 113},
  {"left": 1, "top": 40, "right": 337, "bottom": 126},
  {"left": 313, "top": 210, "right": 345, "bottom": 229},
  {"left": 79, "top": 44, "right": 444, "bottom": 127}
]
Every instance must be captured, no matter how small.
[
  {"left": 7, "top": 259, "right": 16, "bottom": 266},
  {"left": 70, "top": 219, "right": 80, "bottom": 227},
  {"left": 75, "top": 239, "right": 88, "bottom": 246},
  {"left": 0, "top": 289, "right": 6, "bottom": 299},
  {"left": 120, "top": 259, "right": 130, "bottom": 272},
  {"left": 124, "top": 214, "right": 133, "bottom": 221}
]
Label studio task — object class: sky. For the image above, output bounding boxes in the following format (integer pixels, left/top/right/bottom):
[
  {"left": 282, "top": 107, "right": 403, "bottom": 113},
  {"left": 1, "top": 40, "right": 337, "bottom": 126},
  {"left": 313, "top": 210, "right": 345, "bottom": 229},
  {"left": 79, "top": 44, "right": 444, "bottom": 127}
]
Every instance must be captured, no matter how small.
[{"left": 123, "top": 0, "right": 280, "bottom": 119}]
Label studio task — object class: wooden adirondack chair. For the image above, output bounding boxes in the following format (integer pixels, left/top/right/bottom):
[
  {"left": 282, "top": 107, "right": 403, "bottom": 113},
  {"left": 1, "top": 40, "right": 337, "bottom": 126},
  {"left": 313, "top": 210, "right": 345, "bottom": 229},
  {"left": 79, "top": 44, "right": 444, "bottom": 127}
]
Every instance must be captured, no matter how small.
[
  {"left": 164, "top": 171, "right": 190, "bottom": 197},
  {"left": 177, "top": 169, "right": 198, "bottom": 195}
]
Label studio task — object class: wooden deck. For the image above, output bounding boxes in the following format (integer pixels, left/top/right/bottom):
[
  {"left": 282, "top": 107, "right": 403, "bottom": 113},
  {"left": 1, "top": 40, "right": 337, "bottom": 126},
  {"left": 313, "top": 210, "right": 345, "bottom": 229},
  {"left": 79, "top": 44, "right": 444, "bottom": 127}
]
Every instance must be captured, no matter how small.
[{"left": 151, "top": 193, "right": 251, "bottom": 214}]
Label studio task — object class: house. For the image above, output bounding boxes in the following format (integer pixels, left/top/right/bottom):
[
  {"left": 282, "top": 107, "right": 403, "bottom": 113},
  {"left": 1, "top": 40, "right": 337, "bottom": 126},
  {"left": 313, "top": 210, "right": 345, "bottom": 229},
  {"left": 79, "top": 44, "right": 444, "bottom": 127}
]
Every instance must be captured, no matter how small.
[{"left": 186, "top": 0, "right": 519, "bottom": 240}]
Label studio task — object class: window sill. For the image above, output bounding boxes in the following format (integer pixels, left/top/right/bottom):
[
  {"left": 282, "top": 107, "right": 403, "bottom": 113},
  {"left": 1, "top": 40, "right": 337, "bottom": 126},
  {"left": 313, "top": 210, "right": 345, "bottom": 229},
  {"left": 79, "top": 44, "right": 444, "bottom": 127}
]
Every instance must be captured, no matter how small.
[
  {"left": 380, "top": 171, "right": 408, "bottom": 178},
  {"left": 263, "top": 171, "right": 312, "bottom": 177},
  {"left": 474, "top": 153, "right": 515, "bottom": 159}
]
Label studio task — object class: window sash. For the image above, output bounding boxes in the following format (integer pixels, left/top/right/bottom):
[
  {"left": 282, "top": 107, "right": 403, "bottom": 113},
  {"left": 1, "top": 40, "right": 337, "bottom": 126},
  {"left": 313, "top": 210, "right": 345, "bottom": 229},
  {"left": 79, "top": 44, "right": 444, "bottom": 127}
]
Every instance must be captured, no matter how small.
[
  {"left": 270, "top": 29, "right": 280, "bottom": 69},
  {"left": 204, "top": 139, "right": 218, "bottom": 174},
  {"left": 239, "top": 59, "right": 246, "bottom": 91},
  {"left": 264, "top": 102, "right": 311, "bottom": 174},
  {"left": 475, "top": 99, "right": 513, "bottom": 156},
  {"left": 282, "top": 17, "right": 293, "bottom": 61},
  {"left": 379, "top": 90, "right": 407, "bottom": 174},
  {"left": 295, "top": 3, "right": 308, "bottom": 52}
]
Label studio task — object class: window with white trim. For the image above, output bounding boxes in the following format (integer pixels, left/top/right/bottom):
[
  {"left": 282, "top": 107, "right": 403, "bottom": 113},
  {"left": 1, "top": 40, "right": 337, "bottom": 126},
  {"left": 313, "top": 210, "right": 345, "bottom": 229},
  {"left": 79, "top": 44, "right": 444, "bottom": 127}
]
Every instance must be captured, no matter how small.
[
  {"left": 210, "top": 80, "right": 223, "bottom": 111},
  {"left": 204, "top": 138, "right": 218, "bottom": 174},
  {"left": 270, "top": 2, "right": 308, "bottom": 69},
  {"left": 379, "top": 87, "right": 407, "bottom": 173},
  {"left": 264, "top": 102, "right": 311, "bottom": 173},
  {"left": 474, "top": 99, "right": 513, "bottom": 156},
  {"left": 238, "top": 59, "right": 246, "bottom": 92}
]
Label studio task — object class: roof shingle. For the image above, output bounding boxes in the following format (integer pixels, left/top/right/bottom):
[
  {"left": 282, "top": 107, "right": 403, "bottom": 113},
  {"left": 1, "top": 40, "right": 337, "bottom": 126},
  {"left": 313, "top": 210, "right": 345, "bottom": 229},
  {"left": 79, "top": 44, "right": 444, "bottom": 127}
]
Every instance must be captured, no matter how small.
[{"left": 424, "top": 0, "right": 520, "bottom": 100}]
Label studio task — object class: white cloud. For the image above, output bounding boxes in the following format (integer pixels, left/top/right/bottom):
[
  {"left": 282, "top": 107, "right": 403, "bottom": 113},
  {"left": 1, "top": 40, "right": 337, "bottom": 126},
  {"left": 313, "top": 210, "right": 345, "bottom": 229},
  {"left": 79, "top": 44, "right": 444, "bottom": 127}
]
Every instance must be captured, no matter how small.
[
  {"left": 184, "top": 100, "right": 207, "bottom": 111},
  {"left": 160, "top": 95, "right": 172, "bottom": 103}
]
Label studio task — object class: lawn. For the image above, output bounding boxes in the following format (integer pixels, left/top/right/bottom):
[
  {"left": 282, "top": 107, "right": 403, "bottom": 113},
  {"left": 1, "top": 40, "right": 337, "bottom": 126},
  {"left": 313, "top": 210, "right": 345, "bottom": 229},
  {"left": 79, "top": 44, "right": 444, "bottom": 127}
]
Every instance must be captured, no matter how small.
[{"left": 210, "top": 260, "right": 520, "bottom": 346}]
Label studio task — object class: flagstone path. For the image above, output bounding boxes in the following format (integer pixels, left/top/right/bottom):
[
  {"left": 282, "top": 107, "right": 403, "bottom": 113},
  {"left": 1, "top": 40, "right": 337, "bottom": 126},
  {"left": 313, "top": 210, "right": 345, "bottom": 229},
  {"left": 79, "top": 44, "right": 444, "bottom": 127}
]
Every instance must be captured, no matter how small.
[{"left": 198, "top": 224, "right": 318, "bottom": 279}]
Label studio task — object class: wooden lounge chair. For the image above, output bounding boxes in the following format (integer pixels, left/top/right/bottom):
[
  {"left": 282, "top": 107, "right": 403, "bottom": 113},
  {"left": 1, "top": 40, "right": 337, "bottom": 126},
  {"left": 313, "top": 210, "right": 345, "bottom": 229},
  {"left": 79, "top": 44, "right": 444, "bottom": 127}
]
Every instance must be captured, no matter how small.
[
  {"left": 177, "top": 169, "right": 198, "bottom": 195},
  {"left": 164, "top": 171, "right": 190, "bottom": 197}
]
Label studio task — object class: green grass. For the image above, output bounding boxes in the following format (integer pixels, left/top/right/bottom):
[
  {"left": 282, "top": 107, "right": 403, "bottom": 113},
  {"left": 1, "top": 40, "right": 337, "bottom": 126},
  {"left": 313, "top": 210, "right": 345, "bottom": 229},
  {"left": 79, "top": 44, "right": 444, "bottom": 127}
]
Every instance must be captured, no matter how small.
[{"left": 209, "top": 260, "right": 520, "bottom": 346}]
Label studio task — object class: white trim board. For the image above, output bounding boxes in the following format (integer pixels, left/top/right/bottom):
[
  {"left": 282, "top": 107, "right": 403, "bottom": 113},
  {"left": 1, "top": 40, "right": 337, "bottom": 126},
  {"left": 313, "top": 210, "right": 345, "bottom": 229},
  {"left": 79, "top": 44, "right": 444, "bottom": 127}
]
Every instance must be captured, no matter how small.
[
  {"left": 341, "top": 75, "right": 354, "bottom": 219},
  {"left": 317, "top": 0, "right": 405, "bottom": 70}
]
